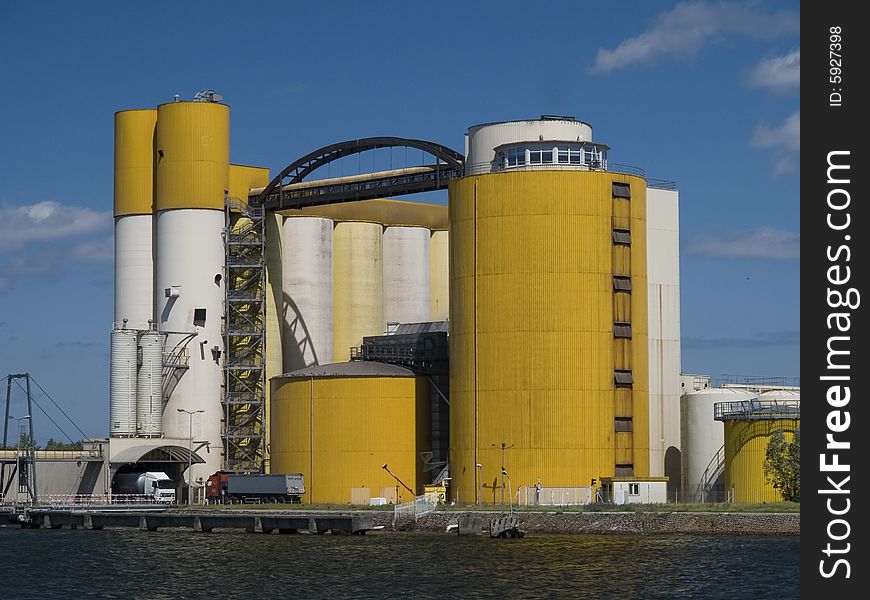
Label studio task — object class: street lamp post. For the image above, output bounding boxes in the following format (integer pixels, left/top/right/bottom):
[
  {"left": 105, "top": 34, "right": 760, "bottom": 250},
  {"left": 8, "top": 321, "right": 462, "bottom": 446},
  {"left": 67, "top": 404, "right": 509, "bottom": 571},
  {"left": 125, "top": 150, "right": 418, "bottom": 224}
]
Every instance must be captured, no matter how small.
[
  {"left": 177, "top": 408, "right": 204, "bottom": 506},
  {"left": 491, "top": 442, "right": 515, "bottom": 505}
]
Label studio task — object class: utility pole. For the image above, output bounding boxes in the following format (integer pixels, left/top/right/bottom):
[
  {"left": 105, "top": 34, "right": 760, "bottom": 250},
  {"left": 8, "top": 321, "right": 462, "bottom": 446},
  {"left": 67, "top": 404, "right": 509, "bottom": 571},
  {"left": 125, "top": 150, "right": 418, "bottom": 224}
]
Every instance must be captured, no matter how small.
[{"left": 491, "top": 442, "right": 515, "bottom": 505}]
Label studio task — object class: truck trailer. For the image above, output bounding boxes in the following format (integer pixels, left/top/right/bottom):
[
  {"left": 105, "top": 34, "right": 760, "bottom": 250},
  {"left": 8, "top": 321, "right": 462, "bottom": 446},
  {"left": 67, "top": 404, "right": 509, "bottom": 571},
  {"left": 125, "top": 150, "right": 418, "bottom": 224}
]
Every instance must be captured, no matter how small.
[{"left": 206, "top": 472, "right": 305, "bottom": 504}]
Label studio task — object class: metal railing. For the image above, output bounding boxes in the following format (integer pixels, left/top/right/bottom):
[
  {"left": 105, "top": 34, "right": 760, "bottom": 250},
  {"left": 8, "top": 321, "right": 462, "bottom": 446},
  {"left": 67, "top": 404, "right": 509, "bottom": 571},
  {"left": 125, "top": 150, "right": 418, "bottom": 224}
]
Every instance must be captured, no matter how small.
[
  {"left": 694, "top": 445, "right": 726, "bottom": 502},
  {"left": 392, "top": 492, "right": 438, "bottom": 527},
  {"left": 464, "top": 160, "right": 646, "bottom": 178},
  {"left": 517, "top": 485, "right": 592, "bottom": 506},
  {"left": 714, "top": 399, "right": 800, "bottom": 421},
  {"left": 647, "top": 178, "right": 678, "bottom": 190}
]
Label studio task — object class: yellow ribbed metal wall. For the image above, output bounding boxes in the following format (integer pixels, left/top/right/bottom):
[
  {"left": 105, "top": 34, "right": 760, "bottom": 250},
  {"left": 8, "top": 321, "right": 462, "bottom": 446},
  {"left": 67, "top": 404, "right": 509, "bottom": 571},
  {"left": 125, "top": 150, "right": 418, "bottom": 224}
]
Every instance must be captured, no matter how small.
[
  {"left": 448, "top": 171, "right": 649, "bottom": 503},
  {"left": 430, "top": 230, "right": 450, "bottom": 321},
  {"left": 332, "top": 222, "right": 384, "bottom": 361},
  {"left": 154, "top": 101, "right": 229, "bottom": 210},
  {"left": 270, "top": 375, "right": 429, "bottom": 504},
  {"left": 724, "top": 418, "right": 799, "bottom": 503},
  {"left": 114, "top": 109, "right": 157, "bottom": 217},
  {"left": 228, "top": 164, "right": 269, "bottom": 205}
]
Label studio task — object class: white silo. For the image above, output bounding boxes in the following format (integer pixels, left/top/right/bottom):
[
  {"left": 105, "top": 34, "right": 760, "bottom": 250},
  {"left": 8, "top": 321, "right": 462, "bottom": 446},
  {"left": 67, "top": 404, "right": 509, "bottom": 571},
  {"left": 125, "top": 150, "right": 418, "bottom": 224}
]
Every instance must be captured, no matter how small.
[
  {"left": 282, "top": 216, "right": 334, "bottom": 372},
  {"left": 333, "top": 221, "right": 384, "bottom": 362},
  {"left": 383, "top": 226, "right": 430, "bottom": 325},
  {"left": 114, "top": 109, "right": 157, "bottom": 330},
  {"left": 136, "top": 326, "right": 163, "bottom": 436},
  {"left": 681, "top": 387, "right": 757, "bottom": 501},
  {"left": 153, "top": 99, "right": 229, "bottom": 480},
  {"left": 109, "top": 327, "right": 139, "bottom": 436},
  {"left": 429, "top": 230, "right": 449, "bottom": 321}
]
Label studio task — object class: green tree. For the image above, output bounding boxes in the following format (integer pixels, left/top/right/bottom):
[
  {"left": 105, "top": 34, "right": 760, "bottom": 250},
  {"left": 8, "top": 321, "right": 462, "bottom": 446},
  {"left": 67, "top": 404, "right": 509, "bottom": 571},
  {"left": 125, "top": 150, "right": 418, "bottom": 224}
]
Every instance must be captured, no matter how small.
[
  {"left": 44, "top": 438, "right": 84, "bottom": 451},
  {"left": 763, "top": 428, "right": 800, "bottom": 502}
]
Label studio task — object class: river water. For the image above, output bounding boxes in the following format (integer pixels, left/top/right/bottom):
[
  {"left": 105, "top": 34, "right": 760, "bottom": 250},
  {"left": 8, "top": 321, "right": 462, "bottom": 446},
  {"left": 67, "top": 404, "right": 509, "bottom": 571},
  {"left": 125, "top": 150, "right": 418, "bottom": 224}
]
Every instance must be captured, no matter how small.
[{"left": 1, "top": 528, "right": 798, "bottom": 599}]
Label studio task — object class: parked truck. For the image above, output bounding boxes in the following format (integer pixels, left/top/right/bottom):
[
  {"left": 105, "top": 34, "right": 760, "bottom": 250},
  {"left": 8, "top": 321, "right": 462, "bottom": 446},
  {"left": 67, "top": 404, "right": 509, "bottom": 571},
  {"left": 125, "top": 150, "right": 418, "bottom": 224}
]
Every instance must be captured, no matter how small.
[
  {"left": 205, "top": 472, "right": 305, "bottom": 504},
  {"left": 113, "top": 471, "right": 176, "bottom": 503}
]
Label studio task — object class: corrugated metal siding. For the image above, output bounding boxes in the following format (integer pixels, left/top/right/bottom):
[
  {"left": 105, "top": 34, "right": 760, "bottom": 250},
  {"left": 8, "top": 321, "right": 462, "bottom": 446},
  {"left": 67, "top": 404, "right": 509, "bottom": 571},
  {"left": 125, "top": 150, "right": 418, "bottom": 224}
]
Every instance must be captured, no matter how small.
[
  {"left": 114, "top": 109, "right": 157, "bottom": 216},
  {"left": 429, "top": 230, "right": 450, "bottom": 321},
  {"left": 270, "top": 375, "right": 429, "bottom": 504},
  {"left": 725, "top": 418, "right": 799, "bottom": 503},
  {"left": 154, "top": 102, "right": 229, "bottom": 211},
  {"left": 264, "top": 211, "right": 282, "bottom": 462},
  {"left": 449, "top": 171, "right": 649, "bottom": 503},
  {"left": 228, "top": 164, "right": 270, "bottom": 203}
]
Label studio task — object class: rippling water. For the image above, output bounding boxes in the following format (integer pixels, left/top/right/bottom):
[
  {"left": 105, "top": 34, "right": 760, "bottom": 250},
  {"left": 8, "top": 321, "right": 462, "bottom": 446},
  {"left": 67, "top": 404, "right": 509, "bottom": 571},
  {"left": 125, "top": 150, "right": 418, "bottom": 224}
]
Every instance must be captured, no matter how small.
[{"left": 1, "top": 528, "right": 798, "bottom": 599}]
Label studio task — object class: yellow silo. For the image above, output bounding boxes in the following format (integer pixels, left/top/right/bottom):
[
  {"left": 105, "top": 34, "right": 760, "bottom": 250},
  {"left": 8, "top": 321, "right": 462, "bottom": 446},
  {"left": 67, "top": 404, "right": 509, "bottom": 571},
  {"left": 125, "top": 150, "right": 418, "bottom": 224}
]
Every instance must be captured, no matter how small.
[
  {"left": 270, "top": 362, "right": 430, "bottom": 504},
  {"left": 449, "top": 170, "right": 650, "bottom": 503},
  {"left": 154, "top": 100, "right": 229, "bottom": 210},
  {"left": 114, "top": 109, "right": 157, "bottom": 218},
  {"left": 716, "top": 396, "right": 800, "bottom": 503},
  {"left": 449, "top": 117, "right": 650, "bottom": 503}
]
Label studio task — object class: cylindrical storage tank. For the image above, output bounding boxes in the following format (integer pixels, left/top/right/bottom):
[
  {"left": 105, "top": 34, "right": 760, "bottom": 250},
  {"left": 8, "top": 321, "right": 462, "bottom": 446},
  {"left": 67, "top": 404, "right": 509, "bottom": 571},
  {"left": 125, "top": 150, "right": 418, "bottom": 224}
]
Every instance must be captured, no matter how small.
[
  {"left": 109, "top": 328, "right": 139, "bottom": 436},
  {"left": 759, "top": 389, "right": 801, "bottom": 403},
  {"left": 154, "top": 100, "right": 229, "bottom": 480},
  {"left": 282, "top": 216, "right": 334, "bottom": 372},
  {"left": 136, "top": 327, "right": 164, "bottom": 436},
  {"left": 723, "top": 416, "right": 800, "bottom": 503},
  {"left": 681, "top": 387, "right": 756, "bottom": 501},
  {"left": 449, "top": 169, "right": 649, "bottom": 503},
  {"left": 333, "top": 221, "right": 383, "bottom": 362},
  {"left": 465, "top": 118, "right": 594, "bottom": 174},
  {"left": 114, "top": 109, "right": 157, "bottom": 330},
  {"left": 383, "top": 226, "right": 430, "bottom": 325},
  {"left": 270, "top": 362, "right": 429, "bottom": 504},
  {"left": 429, "top": 230, "right": 449, "bottom": 321}
]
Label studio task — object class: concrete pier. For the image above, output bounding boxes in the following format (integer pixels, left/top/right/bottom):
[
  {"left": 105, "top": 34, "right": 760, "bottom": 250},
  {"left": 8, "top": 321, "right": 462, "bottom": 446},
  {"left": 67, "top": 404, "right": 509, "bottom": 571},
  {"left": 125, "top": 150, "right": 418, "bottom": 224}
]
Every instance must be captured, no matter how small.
[{"left": 21, "top": 510, "right": 373, "bottom": 535}]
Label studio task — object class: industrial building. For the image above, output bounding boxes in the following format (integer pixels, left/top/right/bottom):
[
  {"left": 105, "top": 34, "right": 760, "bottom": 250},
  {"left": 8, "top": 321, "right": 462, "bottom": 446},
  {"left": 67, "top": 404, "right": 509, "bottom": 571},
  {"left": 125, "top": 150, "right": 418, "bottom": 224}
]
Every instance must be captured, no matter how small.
[
  {"left": 103, "top": 95, "right": 689, "bottom": 505},
  {"left": 680, "top": 376, "right": 800, "bottom": 503}
]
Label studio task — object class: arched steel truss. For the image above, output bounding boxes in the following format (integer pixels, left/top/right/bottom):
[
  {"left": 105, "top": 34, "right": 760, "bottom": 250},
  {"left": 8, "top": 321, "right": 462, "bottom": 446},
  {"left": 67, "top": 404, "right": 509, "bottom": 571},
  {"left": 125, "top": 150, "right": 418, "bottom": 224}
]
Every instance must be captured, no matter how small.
[{"left": 255, "top": 136, "right": 465, "bottom": 210}]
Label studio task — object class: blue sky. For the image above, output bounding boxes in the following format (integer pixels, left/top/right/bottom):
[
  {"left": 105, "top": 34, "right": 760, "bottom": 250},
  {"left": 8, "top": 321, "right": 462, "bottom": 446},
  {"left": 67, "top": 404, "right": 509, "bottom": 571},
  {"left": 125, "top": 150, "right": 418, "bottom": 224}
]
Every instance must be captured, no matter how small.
[{"left": 0, "top": 1, "right": 799, "bottom": 443}]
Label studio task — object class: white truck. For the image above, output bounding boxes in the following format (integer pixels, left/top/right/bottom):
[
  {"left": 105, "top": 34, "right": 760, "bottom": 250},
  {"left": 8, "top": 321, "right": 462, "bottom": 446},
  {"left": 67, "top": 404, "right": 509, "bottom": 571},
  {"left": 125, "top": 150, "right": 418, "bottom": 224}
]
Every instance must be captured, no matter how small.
[{"left": 113, "top": 471, "right": 176, "bottom": 503}]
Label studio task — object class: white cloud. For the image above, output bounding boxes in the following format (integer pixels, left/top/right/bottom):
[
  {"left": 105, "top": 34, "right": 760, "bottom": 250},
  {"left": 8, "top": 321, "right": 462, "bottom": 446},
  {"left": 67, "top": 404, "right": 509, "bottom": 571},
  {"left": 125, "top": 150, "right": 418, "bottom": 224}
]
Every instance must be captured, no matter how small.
[
  {"left": 688, "top": 227, "right": 799, "bottom": 260},
  {"left": 746, "top": 50, "right": 800, "bottom": 92},
  {"left": 751, "top": 110, "right": 800, "bottom": 175},
  {"left": 589, "top": 2, "right": 799, "bottom": 74},
  {"left": 0, "top": 200, "right": 111, "bottom": 251}
]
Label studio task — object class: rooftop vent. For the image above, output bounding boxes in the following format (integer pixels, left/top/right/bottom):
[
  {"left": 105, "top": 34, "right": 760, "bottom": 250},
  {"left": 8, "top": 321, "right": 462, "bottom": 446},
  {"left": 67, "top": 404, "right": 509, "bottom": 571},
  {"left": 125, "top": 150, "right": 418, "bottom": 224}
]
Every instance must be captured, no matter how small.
[
  {"left": 540, "top": 114, "right": 576, "bottom": 121},
  {"left": 193, "top": 90, "right": 224, "bottom": 102}
]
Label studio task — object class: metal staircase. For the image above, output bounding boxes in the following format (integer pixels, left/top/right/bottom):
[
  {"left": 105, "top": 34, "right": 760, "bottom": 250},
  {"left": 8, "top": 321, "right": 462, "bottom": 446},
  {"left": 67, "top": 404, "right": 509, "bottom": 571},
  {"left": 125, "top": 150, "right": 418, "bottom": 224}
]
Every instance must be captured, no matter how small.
[
  {"left": 223, "top": 198, "right": 266, "bottom": 473},
  {"left": 695, "top": 445, "right": 726, "bottom": 502}
]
